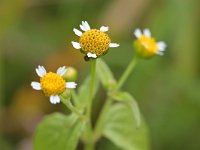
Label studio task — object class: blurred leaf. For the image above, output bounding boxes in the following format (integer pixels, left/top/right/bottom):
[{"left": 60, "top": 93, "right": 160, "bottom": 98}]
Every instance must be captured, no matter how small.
[
  {"left": 97, "top": 59, "right": 117, "bottom": 90},
  {"left": 77, "top": 76, "right": 99, "bottom": 110},
  {"left": 0, "top": 136, "right": 13, "bottom": 150},
  {"left": 109, "top": 91, "right": 141, "bottom": 128},
  {"left": 34, "top": 113, "right": 85, "bottom": 150},
  {"left": 0, "top": 0, "right": 25, "bottom": 37},
  {"left": 103, "top": 103, "right": 149, "bottom": 150},
  {"left": 97, "top": 137, "right": 122, "bottom": 150}
]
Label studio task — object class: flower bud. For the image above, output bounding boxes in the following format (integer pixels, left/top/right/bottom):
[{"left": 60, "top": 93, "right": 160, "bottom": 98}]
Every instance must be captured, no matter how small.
[{"left": 63, "top": 67, "right": 78, "bottom": 82}]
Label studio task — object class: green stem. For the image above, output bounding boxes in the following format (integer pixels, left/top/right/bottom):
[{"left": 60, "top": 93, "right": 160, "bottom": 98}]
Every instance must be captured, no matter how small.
[
  {"left": 87, "top": 59, "right": 96, "bottom": 119},
  {"left": 84, "top": 58, "right": 96, "bottom": 150},
  {"left": 71, "top": 90, "right": 79, "bottom": 107},
  {"left": 84, "top": 142, "right": 95, "bottom": 150},
  {"left": 93, "top": 98, "right": 112, "bottom": 141},
  {"left": 60, "top": 95, "right": 84, "bottom": 119},
  {"left": 116, "top": 55, "right": 138, "bottom": 90},
  {"left": 93, "top": 56, "right": 139, "bottom": 141}
]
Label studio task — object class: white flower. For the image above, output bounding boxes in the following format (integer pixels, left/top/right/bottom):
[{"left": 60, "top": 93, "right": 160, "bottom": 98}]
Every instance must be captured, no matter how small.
[
  {"left": 72, "top": 21, "right": 119, "bottom": 58},
  {"left": 31, "top": 66, "right": 77, "bottom": 104}
]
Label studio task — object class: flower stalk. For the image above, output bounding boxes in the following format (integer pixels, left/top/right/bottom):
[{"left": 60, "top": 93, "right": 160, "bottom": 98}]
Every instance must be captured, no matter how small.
[
  {"left": 84, "top": 59, "right": 97, "bottom": 150},
  {"left": 60, "top": 94, "right": 85, "bottom": 119},
  {"left": 116, "top": 55, "right": 138, "bottom": 90}
]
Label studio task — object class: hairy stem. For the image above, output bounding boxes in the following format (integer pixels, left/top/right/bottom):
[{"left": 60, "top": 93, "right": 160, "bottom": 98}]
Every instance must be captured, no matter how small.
[
  {"left": 116, "top": 55, "right": 138, "bottom": 90},
  {"left": 87, "top": 59, "right": 96, "bottom": 120},
  {"left": 84, "top": 58, "right": 96, "bottom": 150},
  {"left": 60, "top": 95, "right": 84, "bottom": 119}
]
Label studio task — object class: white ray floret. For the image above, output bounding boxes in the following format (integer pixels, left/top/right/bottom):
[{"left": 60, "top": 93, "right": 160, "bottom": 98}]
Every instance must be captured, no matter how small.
[
  {"left": 50, "top": 95, "right": 60, "bottom": 104},
  {"left": 36, "top": 65, "right": 46, "bottom": 77},
  {"left": 157, "top": 41, "right": 166, "bottom": 51},
  {"left": 82, "top": 21, "right": 90, "bottom": 31},
  {"left": 71, "top": 41, "right": 81, "bottom": 49},
  {"left": 56, "top": 66, "right": 66, "bottom": 76},
  {"left": 80, "top": 21, "right": 90, "bottom": 31},
  {"left": 80, "top": 24, "right": 86, "bottom": 31},
  {"left": 109, "top": 43, "right": 119, "bottom": 48},
  {"left": 143, "top": 28, "right": 151, "bottom": 37},
  {"left": 73, "top": 28, "right": 82, "bottom": 36},
  {"left": 100, "top": 26, "right": 109, "bottom": 32},
  {"left": 134, "top": 28, "right": 142, "bottom": 38},
  {"left": 156, "top": 51, "right": 164, "bottom": 56},
  {"left": 87, "top": 52, "right": 97, "bottom": 58},
  {"left": 66, "top": 82, "right": 77, "bottom": 88},
  {"left": 31, "top": 82, "right": 41, "bottom": 90}
]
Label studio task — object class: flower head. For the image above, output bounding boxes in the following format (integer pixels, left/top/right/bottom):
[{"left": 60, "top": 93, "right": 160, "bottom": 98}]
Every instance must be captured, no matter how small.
[
  {"left": 133, "top": 28, "right": 166, "bottom": 58},
  {"left": 31, "top": 66, "right": 77, "bottom": 104},
  {"left": 72, "top": 21, "right": 119, "bottom": 58}
]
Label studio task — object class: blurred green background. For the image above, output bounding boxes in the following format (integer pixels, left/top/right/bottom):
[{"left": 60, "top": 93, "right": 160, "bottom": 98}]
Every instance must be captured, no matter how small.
[{"left": 1, "top": 0, "right": 200, "bottom": 149}]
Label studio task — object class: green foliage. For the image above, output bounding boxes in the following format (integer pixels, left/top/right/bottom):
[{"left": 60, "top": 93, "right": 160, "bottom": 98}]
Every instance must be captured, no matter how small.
[
  {"left": 109, "top": 91, "right": 141, "bottom": 128},
  {"left": 96, "top": 137, "right": 122, "bottom": 150},
  {"left": 2, "top": 0, "right": 200, "bottom": 149},
  {"left": 34, "top": 113, "right": 85, "bottom": 150},
  {"left": 77, "top": 76, "right": 99, "bottom": 110},
  {"left": 103, "top": 103, "right": 149, "bottom": 150},
  {"left": 97, "top": 59, "right": 117, "bottom": 91}
]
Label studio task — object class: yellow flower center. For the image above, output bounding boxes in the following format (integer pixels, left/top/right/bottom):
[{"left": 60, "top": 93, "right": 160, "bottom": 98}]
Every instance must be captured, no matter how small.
[
  {"left": 40, "top": 72, "right": 66, "bottom": 96},
  {"left": 79, "top": 29, "right": 111, "bottom": 57},
  {"left": 138, "top": 35, "right": 158, "bottom": 54}
]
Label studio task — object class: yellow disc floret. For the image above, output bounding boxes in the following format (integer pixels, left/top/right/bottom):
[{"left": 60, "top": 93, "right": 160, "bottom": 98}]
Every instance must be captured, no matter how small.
[
  {"left": 40, "top": 72, "right": 66, "bottom": 96},
  {"left": 134, "top": 35, "right": 158, "bottom": 58},
  {"left": 79, "top": 29, "right": 111, "bottom": 57}
]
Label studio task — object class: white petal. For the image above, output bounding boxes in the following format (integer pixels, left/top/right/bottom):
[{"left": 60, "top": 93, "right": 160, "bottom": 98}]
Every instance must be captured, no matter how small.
[
  {"left": 73, "top": 28, "right": 82, "bottom": 36},
  {"left": 157, "top": 41, "right": 166, "bottom": 51},
  {"left": 57, "top": 66, "right": 67, "bottom": 76},
  {"left": 134, "top": 28, "right": 142, "bottom": 38},
  {"left": 100, "top": 26, "right": 109, "bottom": 32},
  {"left": 36, "top": 69, "right": 43, "bottom": 77},
  {"left": 66, "top": 82, "right": 77, "bottom": 89},
  {"left": 50, "top": 95, "right": 60, "bottom": 104},
  {"left": 156, "top": 51, "right": 164, "bottom": 56},
  {"left": 80, "top": 24, "right": 86, "bottom": 31},
  {"left": 109, "top": 43, "right": 119, "bottom": 48},
  {"left": 31, "top": 82, "right": 41, "bottom": 90},
  {"left": 71, "top": 41, "right": 81, "bottom": 49},
  {"left": 40, "top": 66, "right": 46, "bottom": 75},
  {"left": 87, "top": 52, "right": 97, "bottom": 58},
  {"left": 36, "top": 65, "right": 46, "bottom": 77},
  {"left": 82, "top": 21, "right": 90, "bottom": 31},
  {"left": 143, "top": 28, "right": 151, "bottom": 37}
]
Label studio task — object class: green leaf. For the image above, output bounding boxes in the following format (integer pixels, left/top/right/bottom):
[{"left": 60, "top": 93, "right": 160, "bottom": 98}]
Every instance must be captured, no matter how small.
[
  {"left": 97, "top": 137, "right": 122, "bottom": 150},
  {"left": 109, "top": 91, "right": 141, "bottom": 128},
  {"left": 97, "top": 59, "right": 117, "bottom": 90},
  {"left": 34, "top": 113, "right": 85, "bottom": 150},
  {"left": 103, "top": 103, "right": 150, "bottom": 150},
  {"left": 77, "top": 76, "right": 99, "bottom": 110}
]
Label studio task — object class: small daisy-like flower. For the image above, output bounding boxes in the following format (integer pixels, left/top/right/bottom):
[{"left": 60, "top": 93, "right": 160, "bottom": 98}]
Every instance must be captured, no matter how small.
[
  {"left": 72, "top": 21, "right": 119, "bottom": 58},
  {"left": 133, "top": 28, "right": 166, "bottom": 58},
  {"left": 31, "top": 66, "right": 77, "bottom": 104}
]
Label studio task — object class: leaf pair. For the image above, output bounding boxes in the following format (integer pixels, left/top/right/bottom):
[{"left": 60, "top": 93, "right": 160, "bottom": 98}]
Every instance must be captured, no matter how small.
[{"left": 96, "top": 59, "right": 150, "bottom": 150}]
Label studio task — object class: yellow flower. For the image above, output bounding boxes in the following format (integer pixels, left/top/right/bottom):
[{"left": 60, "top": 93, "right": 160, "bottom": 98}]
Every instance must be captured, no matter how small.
[
  {"left": 31, "top": 66, "right": 77, "bottom": 104},
  {"left": 72, "top": 21, "right": 119, "bottom": 58},
  {"left": 134, "top": 28, "right": 166, "bottom": 58}
]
